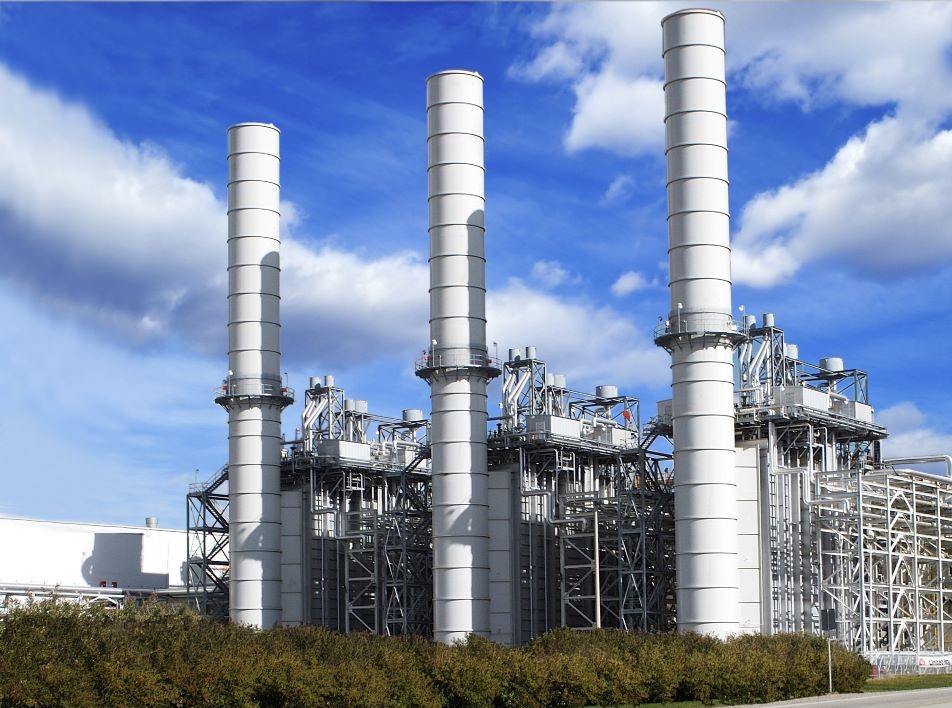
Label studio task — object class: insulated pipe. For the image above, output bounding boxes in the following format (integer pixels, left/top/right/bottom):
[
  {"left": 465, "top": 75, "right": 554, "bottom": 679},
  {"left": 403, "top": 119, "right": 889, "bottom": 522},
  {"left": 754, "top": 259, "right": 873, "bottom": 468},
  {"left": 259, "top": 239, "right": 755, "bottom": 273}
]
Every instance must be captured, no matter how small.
[
  {"left": 884, "top": 456, "right": 952, "bottom": 478},
  {"left": 217, "top": 122, "right": 293, "bottom": 629},
  {"left": 657, "top": 9, "right": 741, "bottom": 638},
  {"left": 418, "top": 70, "right": 499, "bottom": 644}
]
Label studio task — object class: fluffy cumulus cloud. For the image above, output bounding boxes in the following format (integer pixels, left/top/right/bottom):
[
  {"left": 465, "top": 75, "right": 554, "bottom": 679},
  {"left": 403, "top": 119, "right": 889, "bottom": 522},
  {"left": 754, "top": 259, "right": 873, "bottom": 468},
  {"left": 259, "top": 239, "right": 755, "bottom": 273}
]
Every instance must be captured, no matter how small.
[
  {"left": 510, "top": 3, "right": 667, "bottom": 155},
  {"left": 487, "top": 279, "right": 668, "bottom": 391},
  {"left": 514, "top": 2, "right": 952, "bottom": 283},
  {"left": 0, "top": 63, "right": 224, "bottom": 343},
  {"left": 733, "top": 115, "right": 952, "bottom": 286},
  {"left": 877, "top": 401, "right": 952, "bottom": 461},
  {"left": 529, "top": 259, "right": 577, "bottom": 289},
  {"left": 610, "top": 270, "right": 649, "bottom": 297},
  {"left": 0, "top": 60, "right": 664, "bottom": 383},
  {"left": 515, "top": 2, "right": 952, "bottom": 153},
  {"left": 0, "top": 62, "right": 430, "bottom": 369},
  {"left": 281, "top": 242, "right": 428, "bottom": 362}
]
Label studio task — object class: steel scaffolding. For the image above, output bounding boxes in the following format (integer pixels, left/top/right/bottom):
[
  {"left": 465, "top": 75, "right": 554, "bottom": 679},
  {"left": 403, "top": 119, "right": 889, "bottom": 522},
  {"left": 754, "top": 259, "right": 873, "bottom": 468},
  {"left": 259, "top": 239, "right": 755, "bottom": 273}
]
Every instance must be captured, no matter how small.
[
  {"left": 817, "top": 467, "right": 952, "bottom": 655},
  {"left": 282, "top": 378, "right": 433, "bottom": 636},
  {"left": 489, "top": 350, "right": 676, "bottom": 642},
  {"left": 186, "top": 465, "right": 230, "bottom": 619},
  {"left": 731, "top": 315, "right": 952, "bottom": 662}
]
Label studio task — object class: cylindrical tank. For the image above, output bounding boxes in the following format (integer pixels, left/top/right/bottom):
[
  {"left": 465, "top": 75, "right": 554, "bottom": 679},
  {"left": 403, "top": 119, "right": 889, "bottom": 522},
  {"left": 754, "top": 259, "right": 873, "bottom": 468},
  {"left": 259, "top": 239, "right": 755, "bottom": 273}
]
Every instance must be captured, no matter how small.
[
  {"left": 762, "top": 312, "right": 775, "bottom": 328},
  {"left": 324, "top": 374, "right": 335, "bottom": 388},
  {"left": 354, "top": 400, "right": 368, "bottom": 414},
  {"left": 525, "top": 345, "right": 537, "bottom": 360},
  {"left": 403, "top": 408, "right": 425, "bottom": 422},
  {"left": 308, "top": 376, "right": 321, "bottom": 390},
  {"left": 421, "top": 69, "right": 496, "bottom": 644},
  {"left": 595, "top": 384, "right": 619, "bottom": 400},
  {"left": 344, "top": 399, "right": 356, "bottom": 412},
  {"left": 785, "top": 344, "right": 799, "bottom": 360},
  {"left": 819, "top": 357, "right": 844, "bottom": 372},
  {"left": 553, "top": 374, "right": 567, "bottom": 389},
  {"left": 220, "top": 122, "right": 292, "bottom": 629},
  {"left": 744, "top": 314, "right": 757, "bottom": 330},
  {"left": 145, "top": 517, "right": 158, "bottom": 529},
  {"left": 661, "top": 9, "right": 739, "bottom": 639},
  {"left": 509, "top": 348, "right": 522, "bottom": 362}
]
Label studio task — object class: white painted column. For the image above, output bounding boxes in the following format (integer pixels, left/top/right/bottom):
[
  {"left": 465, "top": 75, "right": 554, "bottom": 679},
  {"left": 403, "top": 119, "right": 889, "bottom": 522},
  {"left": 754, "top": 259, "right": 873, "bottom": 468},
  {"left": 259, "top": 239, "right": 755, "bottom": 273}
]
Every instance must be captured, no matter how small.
[
  {"left": 218, "top": 123, "right": 293, "bottom": 629},
  {"left": 418, "top": 70, "right": 499, "bottom": 644},
  {"left": 658, "top": 9, "right": 741, "bottom": 638}
]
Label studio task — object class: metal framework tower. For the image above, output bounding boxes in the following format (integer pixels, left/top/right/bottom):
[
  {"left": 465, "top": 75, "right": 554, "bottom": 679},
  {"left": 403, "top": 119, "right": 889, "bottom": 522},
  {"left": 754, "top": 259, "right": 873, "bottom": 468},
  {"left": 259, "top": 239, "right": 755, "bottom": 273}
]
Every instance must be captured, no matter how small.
[
  {"left": 487, "top": 349, "right": 676, "bottom": 644},
  {"left": 284, "top": 378, "right": 433, "bottom": 636},
  {"left": 186, "top": 465, "right": 230, "bottom": 619}
]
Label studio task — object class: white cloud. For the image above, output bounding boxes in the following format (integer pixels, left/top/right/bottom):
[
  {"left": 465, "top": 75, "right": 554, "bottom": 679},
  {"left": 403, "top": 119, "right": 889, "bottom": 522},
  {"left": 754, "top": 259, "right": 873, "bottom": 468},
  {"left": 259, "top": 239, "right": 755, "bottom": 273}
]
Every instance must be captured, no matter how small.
[
  {"left": 281, "top": 242, "right": 428, "bottom": 362},
  {"left": 566, "top": 72, "right": 663, "bottom": 155},
  {"left": 515, "top": 3, "right": 952, "bottom": 156},
  {"left": 611, "top": 271, "right": 649, "bottom": 297},
  {"left": 513, "top": 2, "right": 952, "bottom": 282},
  {"left": 0, "top": 62, "right": 223, "bottom": 341},
  {"left": 601, "top": 174, "right": 635, "bottom": 205},
  {"left": 530, "top": 259, "right": 576, "bottom": 289},
  {"left": 877, "top": 402, "right": 952, "bottom": 460},
  {"left": 877, "top": 401, "right": 927, "bottom": 433},
  {"left": 0, "top": 61, "right": 432, "bottom": 368},
  {"left": 0, "top": 60, "right": 670, "bottom": 385},
  {"left": 728, "top": 3, "right": 952, "bottom": 116},
  {"left": 733, "top": 115, "right": 952, "bottom": 286},
  {"left": 487, "top": 279, "right": 668, "bottom": 391}
]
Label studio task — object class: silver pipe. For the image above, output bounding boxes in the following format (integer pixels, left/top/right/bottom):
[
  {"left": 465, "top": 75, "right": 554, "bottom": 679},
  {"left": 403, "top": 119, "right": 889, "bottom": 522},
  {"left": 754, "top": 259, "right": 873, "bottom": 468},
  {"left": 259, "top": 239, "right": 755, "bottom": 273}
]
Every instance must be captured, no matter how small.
[
  {"left": 217, "top": 123, "right": 293, "bottom": 629},
  {"left": 418, "top": 70, "right": 500, "bottom": 643},
  {"left": 883, "top": 456, "right": 952, "bottom": 478},
  {"left": 657, "top": 8, "right": 740, "bottom": 638}
]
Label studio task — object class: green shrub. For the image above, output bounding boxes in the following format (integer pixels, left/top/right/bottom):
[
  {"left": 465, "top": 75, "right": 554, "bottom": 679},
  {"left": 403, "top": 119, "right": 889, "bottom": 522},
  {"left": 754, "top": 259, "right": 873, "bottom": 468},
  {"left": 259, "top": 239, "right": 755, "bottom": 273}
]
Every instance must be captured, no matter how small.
[{"left": 0, "top": 602, "right": 871, "bottom": 708}]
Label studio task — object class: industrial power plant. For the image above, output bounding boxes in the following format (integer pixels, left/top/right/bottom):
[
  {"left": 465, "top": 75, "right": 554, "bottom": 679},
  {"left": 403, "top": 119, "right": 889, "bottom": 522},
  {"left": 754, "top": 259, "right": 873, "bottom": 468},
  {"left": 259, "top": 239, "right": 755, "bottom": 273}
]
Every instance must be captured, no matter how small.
[{"left": 4, "top": 8, "right": 945, "bottom": 677}]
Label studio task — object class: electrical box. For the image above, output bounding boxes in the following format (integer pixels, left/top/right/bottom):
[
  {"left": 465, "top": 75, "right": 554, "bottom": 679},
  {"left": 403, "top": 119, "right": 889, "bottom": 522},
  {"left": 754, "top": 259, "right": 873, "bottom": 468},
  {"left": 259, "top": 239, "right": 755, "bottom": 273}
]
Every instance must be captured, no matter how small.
[
  {"left": 524, "top": 415, "right": 582, "bottom": 439},
  {"left": 315, "top": 439, "right": 372, "bottom": 462}
]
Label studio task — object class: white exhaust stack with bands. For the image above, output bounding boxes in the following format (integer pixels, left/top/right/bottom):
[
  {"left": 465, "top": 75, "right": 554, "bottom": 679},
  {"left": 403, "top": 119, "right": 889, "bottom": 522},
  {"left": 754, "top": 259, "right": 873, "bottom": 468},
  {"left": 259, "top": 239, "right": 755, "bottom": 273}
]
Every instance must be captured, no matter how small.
[
  {"left": 657, "top": 9, "right": 742, "bottom": 638},
  {"left": 418, "top": 70, "right": 500, "bottom": 644},
  {"left": 217, "top": 122, "right": 293, "bottom": 629}
]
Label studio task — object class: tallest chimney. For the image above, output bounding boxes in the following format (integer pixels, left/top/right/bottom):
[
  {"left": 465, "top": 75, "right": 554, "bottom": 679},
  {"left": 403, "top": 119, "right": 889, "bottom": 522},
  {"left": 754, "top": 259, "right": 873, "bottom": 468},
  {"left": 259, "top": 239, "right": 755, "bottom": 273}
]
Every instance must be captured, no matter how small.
[
  {"left": 217, "top": 123, "right": 293, "bottom": 629},
  {"left": 657, "top": 9, "right": 742, "bottom": 638},
  {"left": 418, "top": 70, "right": 500, "bottom": 644}
]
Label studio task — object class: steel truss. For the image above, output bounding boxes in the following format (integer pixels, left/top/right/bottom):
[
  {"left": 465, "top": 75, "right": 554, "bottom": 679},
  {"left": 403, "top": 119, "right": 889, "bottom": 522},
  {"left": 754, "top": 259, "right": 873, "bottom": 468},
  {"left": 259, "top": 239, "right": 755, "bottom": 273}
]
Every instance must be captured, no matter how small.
[
  {"left": 282, "top": 378, "right": 433, "bottom": 636},
  {"left": 555, "top": 453, "right": 675, "bottom": 634},
  {"left": 186, "top": 465, "right": 230, "bottom": 619},
  {"left": 278, "top": 459, "right": 432, "bottom": 637},
  {"left": 817, "top": 467, "right": 952, "bottom": 654},
  {"left": 734, "top": 315, "right": 952, "bottom": 660},
  {"left": 490, "top": 350, "right": 675, "bottom": 642}
]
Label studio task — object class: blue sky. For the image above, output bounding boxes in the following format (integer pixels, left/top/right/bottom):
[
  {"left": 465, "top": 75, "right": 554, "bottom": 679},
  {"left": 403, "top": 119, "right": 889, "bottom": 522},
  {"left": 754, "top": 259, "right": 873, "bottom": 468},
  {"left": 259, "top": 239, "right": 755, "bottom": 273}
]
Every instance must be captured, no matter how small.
[{"left": 2, "top": 2, "right": 952, "bottom": 527}]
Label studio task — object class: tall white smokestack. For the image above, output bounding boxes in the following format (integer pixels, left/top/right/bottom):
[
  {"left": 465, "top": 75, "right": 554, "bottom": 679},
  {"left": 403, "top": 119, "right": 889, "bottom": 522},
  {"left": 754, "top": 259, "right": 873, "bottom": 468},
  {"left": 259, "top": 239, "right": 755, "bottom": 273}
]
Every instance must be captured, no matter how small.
[
  {"left": 217, "top": 122, "right": 293, "bottom": 629},
  {"left": 419, "top": 70, "right": 499, "bottom": 644},
  {"left": 657, "top": 9, "right": 741, "bottom": 638}
]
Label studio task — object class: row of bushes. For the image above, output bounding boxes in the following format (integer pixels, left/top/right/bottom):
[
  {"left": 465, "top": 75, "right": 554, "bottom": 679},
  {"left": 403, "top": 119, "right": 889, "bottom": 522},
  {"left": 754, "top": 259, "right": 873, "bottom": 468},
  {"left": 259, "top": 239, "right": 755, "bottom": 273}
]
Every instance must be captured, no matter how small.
[{"left": 0, "top": 601, "right": 869, "bottom": 707}]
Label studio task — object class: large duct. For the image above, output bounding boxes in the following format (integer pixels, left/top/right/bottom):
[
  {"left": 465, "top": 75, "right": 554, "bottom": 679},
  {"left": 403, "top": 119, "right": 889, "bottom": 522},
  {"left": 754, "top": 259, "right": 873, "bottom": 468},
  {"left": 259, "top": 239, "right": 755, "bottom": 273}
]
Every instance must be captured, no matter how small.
[
  {"left": 657, "top": 9, "right": 741, "bottom": 638},
  {"left": 418, "top": 70, "right": 499, "bottom": 644},
  {"left": 217, "top": 122, "right": 293, "bottom": 629}
]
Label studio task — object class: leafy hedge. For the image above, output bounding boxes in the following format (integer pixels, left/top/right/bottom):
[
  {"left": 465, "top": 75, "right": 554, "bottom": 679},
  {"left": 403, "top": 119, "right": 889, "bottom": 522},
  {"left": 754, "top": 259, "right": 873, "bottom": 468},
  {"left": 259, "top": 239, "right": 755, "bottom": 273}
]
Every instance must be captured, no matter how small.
[{"left": 0, "top": 602, "right": 869, "bottom": 707}]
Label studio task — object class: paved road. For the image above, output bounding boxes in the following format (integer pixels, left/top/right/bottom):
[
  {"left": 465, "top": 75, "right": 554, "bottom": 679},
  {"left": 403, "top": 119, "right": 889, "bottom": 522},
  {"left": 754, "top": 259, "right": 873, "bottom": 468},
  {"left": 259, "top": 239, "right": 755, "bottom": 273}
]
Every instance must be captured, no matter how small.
[{"left": 735, "top": 687, "right": 952, "bottom": 708}]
